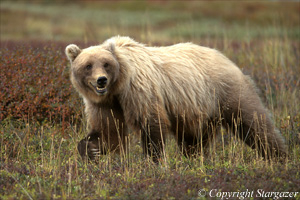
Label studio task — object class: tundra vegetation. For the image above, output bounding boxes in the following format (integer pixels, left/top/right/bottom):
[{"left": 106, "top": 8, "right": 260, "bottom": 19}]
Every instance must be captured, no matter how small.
[{"left": 1, "top": 1, "right": 299, "bottom": 199}]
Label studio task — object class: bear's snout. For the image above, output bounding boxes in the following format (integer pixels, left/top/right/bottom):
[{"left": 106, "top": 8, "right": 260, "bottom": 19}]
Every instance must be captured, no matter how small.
[
  {"left": 97, "top": 76, "right": 108, "bottom": 88},
  {"left": 89, "top": 76, "right": 108, "bottom": 95}
]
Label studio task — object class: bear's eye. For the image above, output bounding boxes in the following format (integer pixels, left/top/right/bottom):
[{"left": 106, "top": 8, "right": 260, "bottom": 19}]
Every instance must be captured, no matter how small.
[
  {"left": 86, "top": 64, "right": 92, "bottom": 70},
  {"left": 104, "top": 63, "right": 109, "bottom": 68}
]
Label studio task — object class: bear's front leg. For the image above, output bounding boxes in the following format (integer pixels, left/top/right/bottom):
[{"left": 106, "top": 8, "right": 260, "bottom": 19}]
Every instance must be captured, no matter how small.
[
  {"left": 140, "top": 116, "right": 169, "bottom": 163},
  {"left": 77, "top": 131, "right": 104, "bottom": 161}
]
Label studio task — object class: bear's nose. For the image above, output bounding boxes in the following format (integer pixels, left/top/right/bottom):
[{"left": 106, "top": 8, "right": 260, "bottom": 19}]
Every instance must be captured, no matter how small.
[{"left": 97, "top": 76, "right": 108, "bottom": 88}]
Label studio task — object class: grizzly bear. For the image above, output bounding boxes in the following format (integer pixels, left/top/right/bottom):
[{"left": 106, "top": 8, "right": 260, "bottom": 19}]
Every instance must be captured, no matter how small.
[{"left": 65, "top": 36, "right": 287, "bottom": 162}]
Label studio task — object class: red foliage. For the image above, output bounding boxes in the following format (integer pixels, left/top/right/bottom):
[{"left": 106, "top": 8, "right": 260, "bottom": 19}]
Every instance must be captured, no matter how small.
[{"left": 0, "top": 42, "right": 82, "bottom": 123}]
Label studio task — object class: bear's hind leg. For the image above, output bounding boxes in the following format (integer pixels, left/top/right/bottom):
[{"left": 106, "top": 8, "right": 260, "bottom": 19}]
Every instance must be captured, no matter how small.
[
  {"left": 240, "top": 106, "right": 287, "bottom": 159},
  {"left": 223, "top": 87, "right": 287, "bottom": 159}
]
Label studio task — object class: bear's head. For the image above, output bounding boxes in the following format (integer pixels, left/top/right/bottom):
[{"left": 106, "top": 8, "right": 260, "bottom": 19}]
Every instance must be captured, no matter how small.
[{"left": 65, "top": 42, "right": 120, "bottom": 103}]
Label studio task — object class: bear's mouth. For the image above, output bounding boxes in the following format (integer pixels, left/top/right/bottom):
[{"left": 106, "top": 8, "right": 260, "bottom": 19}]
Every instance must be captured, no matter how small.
[{"left": 90, "top": 83, "right": 107, "bottom": 95}]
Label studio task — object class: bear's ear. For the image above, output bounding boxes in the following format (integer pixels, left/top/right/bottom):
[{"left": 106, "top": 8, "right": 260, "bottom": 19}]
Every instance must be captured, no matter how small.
[
  {"left": 105, "top": 38, "right": 116, "bottom": 54},
  {"left": 65, "top": 44, "right": 82, "bottom": 62}
]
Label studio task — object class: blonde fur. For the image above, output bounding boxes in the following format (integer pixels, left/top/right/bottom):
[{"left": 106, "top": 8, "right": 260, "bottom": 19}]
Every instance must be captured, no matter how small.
[{"left": 66, "top": 36, "right": 287, "bottom": 161}]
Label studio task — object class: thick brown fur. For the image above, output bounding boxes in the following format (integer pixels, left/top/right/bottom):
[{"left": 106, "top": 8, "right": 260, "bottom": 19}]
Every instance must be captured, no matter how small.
[{"left": 66, "top": 36, "right": 287, "bottom": 162}]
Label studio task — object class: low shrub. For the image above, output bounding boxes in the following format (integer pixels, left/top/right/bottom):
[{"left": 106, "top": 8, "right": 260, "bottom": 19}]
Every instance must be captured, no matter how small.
[{"left": 0, "top": 42, "right": 82, "bottom": 124}]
